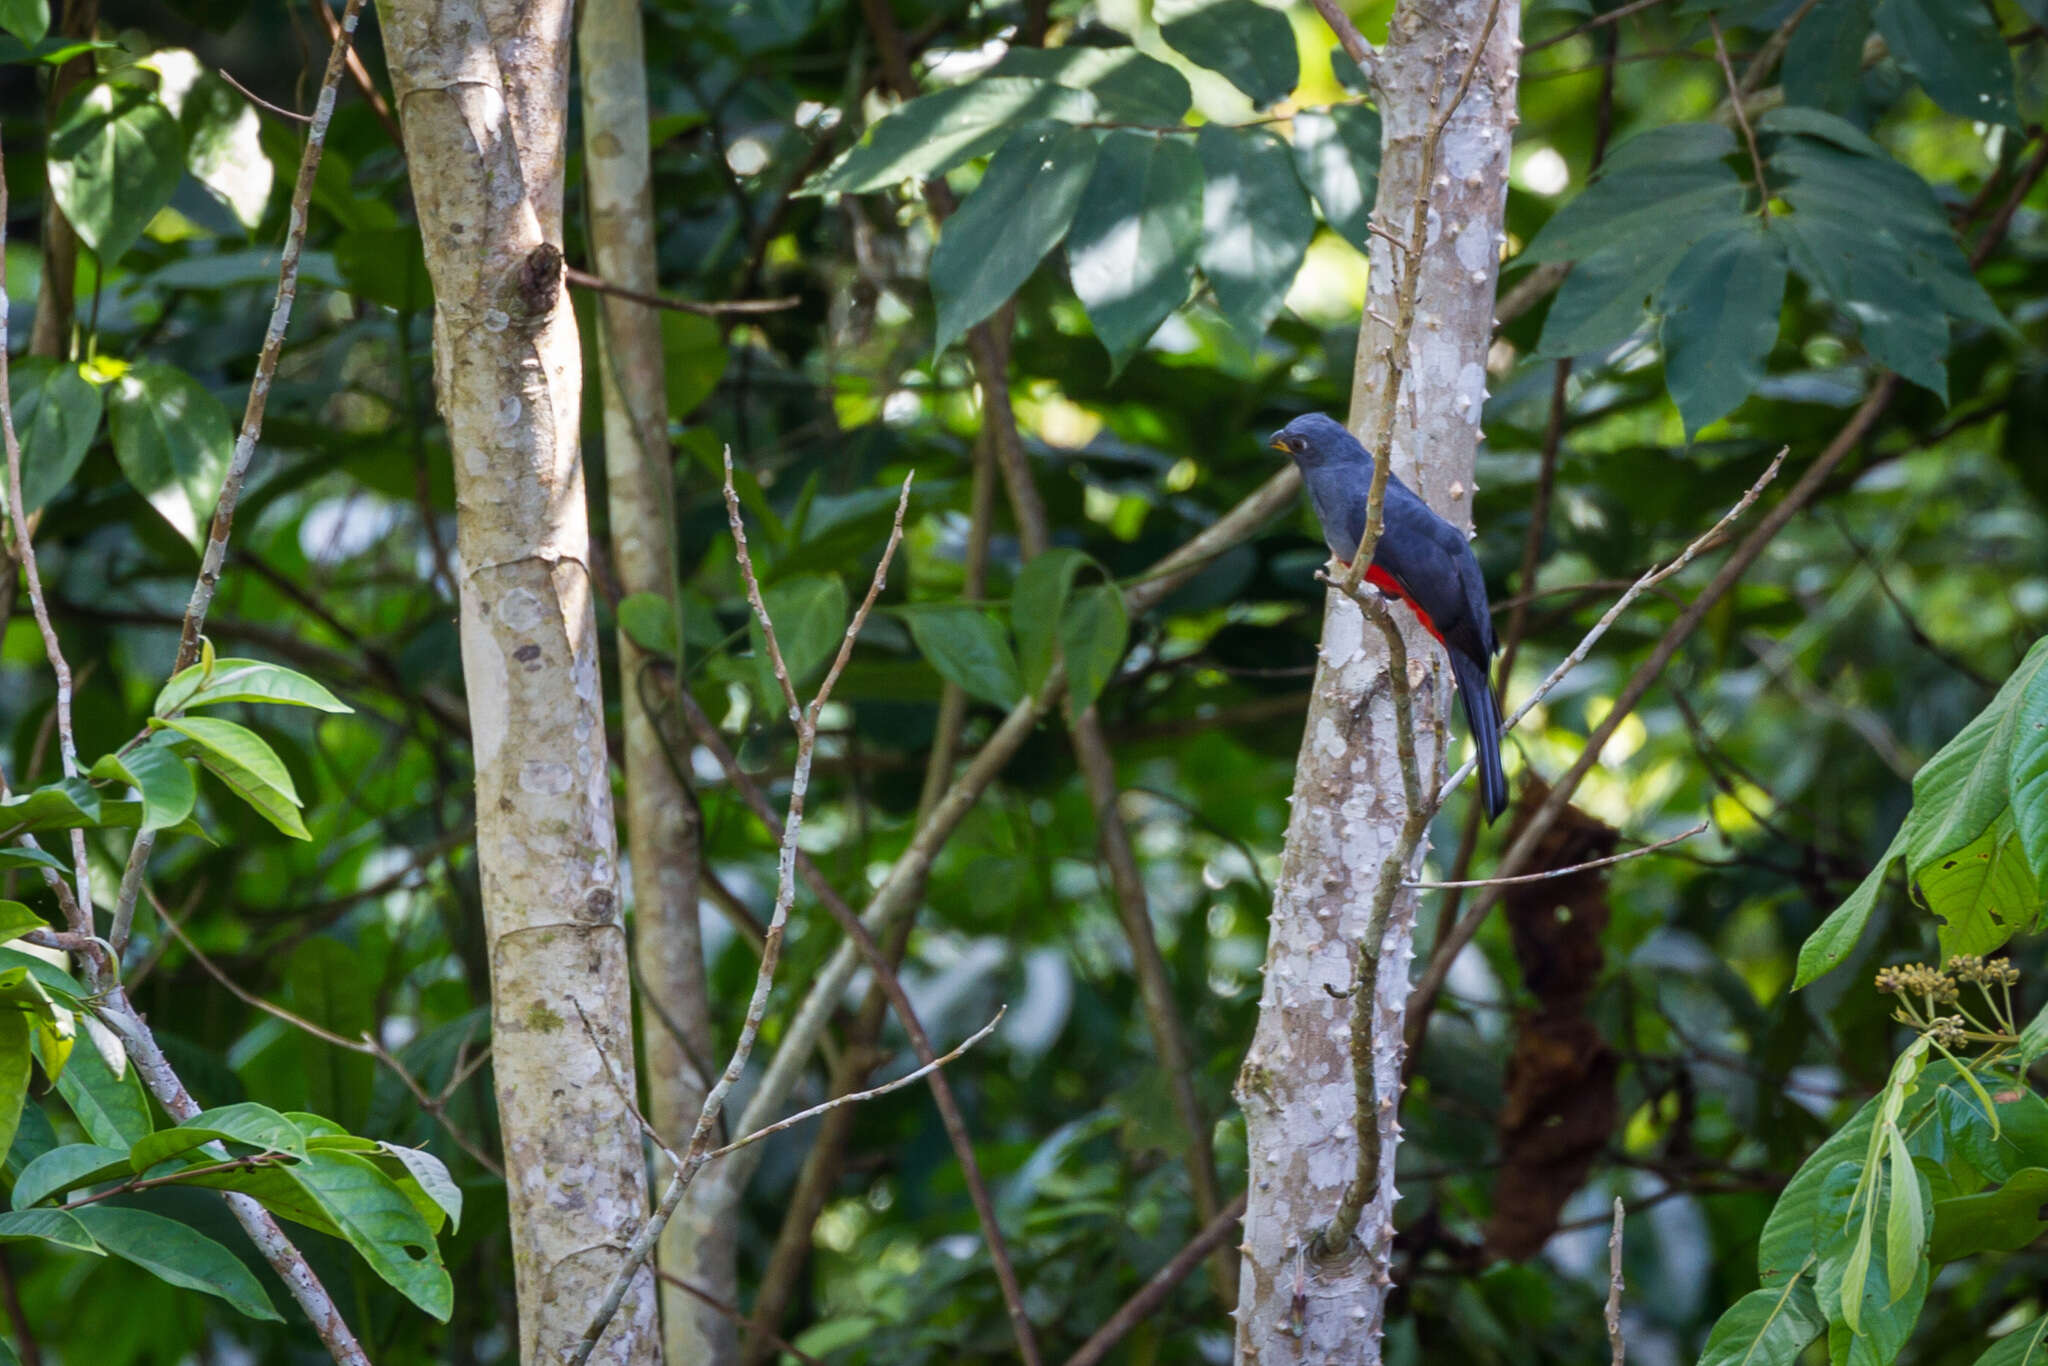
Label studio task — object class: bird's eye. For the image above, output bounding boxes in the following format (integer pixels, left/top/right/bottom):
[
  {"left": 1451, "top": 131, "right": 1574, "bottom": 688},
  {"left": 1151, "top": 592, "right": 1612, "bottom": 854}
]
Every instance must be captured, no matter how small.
[{"left": 1289, "top": 438, "right": 1303, "bottom": 453}]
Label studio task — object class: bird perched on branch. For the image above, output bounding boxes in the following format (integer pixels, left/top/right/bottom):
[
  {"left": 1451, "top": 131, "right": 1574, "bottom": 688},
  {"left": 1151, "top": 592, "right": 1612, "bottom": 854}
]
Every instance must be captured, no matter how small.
[{"left": 1271, "top": 412, "right": 1508, "bottom": 822}]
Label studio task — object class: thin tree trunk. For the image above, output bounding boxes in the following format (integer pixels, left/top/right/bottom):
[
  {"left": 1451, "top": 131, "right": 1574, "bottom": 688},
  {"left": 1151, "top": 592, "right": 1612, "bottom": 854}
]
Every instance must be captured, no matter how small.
[
  {"left": 575, "top": 2, "right": 730, "bottom": 1360},
  {"left": 1233, "top": 3, "right": 1519, "bottom": 1359},
  {"left": 384, "top": 2, "right": 659, "bottom": 1360}
]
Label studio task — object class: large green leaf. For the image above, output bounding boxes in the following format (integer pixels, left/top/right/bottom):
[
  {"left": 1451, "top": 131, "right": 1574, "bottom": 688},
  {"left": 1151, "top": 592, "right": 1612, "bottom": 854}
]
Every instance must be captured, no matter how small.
[
  {"left": 1013, "top": 548, "right": 1095, "bottom": 693},
  {"left": 931, "top": 122, "right": 1099, "bottom": 351},
  {"left": 52, "top": 1028, "right": 151, "bottom": 1149},
  {"left": 1928, "top": 1167, "right": 2048, "bottom": 1262},
  {"left": 802, "top": 78, "right": 1098, "bottom": 196},
  {"left": 1522, "top": 124, "right": 1745, "bottom": 264},
  {"left": 161, "top": 715, "right": 309, "bottom": 840},
  {"left": 106, "top": 362, "right": 235, "bottom": 552},
  {"left": 377, "top": 1141, "right": 462, "bottom": 1234},
  {"left": 334, "top": 225, "right": 433, "bottom": 313},
  {"left": 748, "top": 574, "right": 850, "bottom": 713},
  {"left": 1696, "top": 1280, "right": 1827, "bottom": 1366},
  {"left": 2022, "top": 1000, "right": 2048, "bottom": 1070},
  {"left": 0, "top": 1012, "right": 28, "bottom": 1174},
  {"left": 981, "top": 46, "right": 1191, "bottom": 123},
  {"left": 1196, "top": 126, "right": 1315, "bottom": 341},
  {"left": 1794, "top": 827, "right": 1907, "bottom": 987},
  {"left": 1061, "top": 584, "right": 1129, "bottom": 726},
  {"left": 0, "top": 904, "right": 44, "bottom": 945},
  {"left": 1157, "top": 0, "right": 1299, "bottom": 109},
  {"left": 904, "top": 605, "right": 1023, "bottom": 708},
  {"left": 1658, "top": 220, "right": 1787, "bottom": 436},
  {"left": 88, "top": 739, "right": 197, "bottom": 833},
  {"left": 0, "top": 0, "right": 48, "bottom": 43},
  {"left": 46, "top": 81, "right": 184, "bottom": 266},
  {"left": 155, "top": 658, "right": 352, "bottom": 717},
  {"left": 281, "top": 1150, "right": 452, "bottom": 1320},
  {"left": 149, "top": 53, "right": 273, "bottom": 230},
  {"left": 0, "top": 1207, "right": 103, "bottom": 1254},
  {"left": 3, "top": 358, "right": 103, "bottom": 515},
  {"left": 1974, "top": 1317, "right": 2048, "bottom": 1366},
  {"left": 1785, "top": 0, "right": 1875, "bottom": 113},
  {"left": 660, "top": 311, "right": 726, "bottom": 420},
  {"left": 1289, "top": 105, "right": 1381, "bottom": 251},
  {"left": 9, "top": 1143, "right": 131, "bottom": 1210},
  {"left": 128, "top": 1102, "right": 308, "bottom": 1171},
  {"left": 1873, "top": 0, "right": 2019, "bottom": 128},
  {"left": 1908, "top": 639, "right": 2048, "bottom": 869},
  {"left": 1065, "top": 131, "right": 1203, "bottom": 371},
  {"left": 70, "top": 1205, "right": 282, "bottom": 1321},
  {"left": 1916, "top": 810, "right": 2040, "bottom": 958}
]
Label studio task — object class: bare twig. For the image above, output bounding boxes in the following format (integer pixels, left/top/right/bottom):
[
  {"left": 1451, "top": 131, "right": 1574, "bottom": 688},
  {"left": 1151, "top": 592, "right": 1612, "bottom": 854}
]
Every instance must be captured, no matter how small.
[
  {"left": 1063, "top": 1191, "right": 1250, "bottom": 1366},
  {"left": 1711, "top": 16, "right": 1771, "bottom": 219},
  {"left": 563, "top": 264, "right": 800, "bottom": 316},
  {"left": 565, "top": 459, "right": 913, "bottom": 1366},
  {"left": 219, "top": 67, "right": 314, "bottom": 123},
  {"left": 1309, "top": 0, "right": 1379, "bottom": 82},
  {"left": 1437, "top": 446, "right": 1789, "bottom": 805},
  {"left": 1527, "top": 0, "right": 1669, "bottom": 52},
  {"left": 1407, "top": 820, "right": 1708, "bottom": 889},
  {"left": 1607, "top": 1197, "right": 1626, "bottom": 1365}
]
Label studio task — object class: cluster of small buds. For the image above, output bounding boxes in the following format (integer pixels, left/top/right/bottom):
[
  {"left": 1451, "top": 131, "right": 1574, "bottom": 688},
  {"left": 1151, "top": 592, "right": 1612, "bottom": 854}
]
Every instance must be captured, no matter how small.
[
  {"left": 1947, "top": 954, "right": 2022, "bottom": 987},
  {"left": 1928, "top": 1016, "right": 1970, "bottom": 1050},
  {"left": 1873, "top": 963, "right": 1960, "bottom": 1001}
]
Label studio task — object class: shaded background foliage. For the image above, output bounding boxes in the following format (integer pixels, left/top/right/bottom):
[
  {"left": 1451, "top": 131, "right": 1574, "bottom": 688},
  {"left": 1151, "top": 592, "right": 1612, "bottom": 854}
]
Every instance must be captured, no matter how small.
[{"left": 1, "top": 0, "right": 2047, "bottom": 1362}]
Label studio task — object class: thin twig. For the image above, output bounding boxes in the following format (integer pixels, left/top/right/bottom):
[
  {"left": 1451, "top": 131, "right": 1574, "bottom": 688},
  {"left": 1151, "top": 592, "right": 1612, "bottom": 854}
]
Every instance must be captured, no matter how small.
[
  {"left": 565, "top": 460, "right": 913, "bottom": 1366},
  {"left": 1437, "top": 447, "right": 1789, "bottom": 805},
  {"left": 1309, "top": 0, "right": 1378, "bottom": 82},
  {"left": 1406, "top": 820, "right": 1708, "bottom": 889},
  {"left": 219, "top": 67, "right": 314, "bottom": 123},
  {"left": 1527, "top": 0, "right": 1670, "bottom": 53},
  {"left": 58, "top": 1154, "right": 286, "bottom": 1210},
  {"left": 1711, "top": 16, "right": 1771, "bottom": 219},
  {"left": 563, "top": 265, "right": 799, "bottom": 316},
  {"left": 1607, "top": 1197, "right": 1626, "bottom": 1365}
]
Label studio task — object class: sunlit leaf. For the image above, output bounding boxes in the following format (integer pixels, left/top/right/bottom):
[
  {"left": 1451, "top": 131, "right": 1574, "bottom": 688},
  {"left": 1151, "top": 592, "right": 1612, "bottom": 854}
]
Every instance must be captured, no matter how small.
[
  {"left": 932, "top": 122, "right": 1098, "bottom": 352},
  {"left": 106, "top": 362, "right": 235, "bottom": 552},
  {"left": 47, "top": 81, "right": 184, "bottom": 266}
]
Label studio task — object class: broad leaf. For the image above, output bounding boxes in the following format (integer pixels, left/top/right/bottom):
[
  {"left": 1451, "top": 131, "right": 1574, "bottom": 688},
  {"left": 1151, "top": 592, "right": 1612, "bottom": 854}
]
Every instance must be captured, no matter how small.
[
  {"left": 9, "top": 1143, "right": 131, "bottom": 1210},
  {"left": 88, "top": 739, "right": 197, "bottom": 833},
  {"left": 53, "top": 1029, "right": 151, "bottom": 1149},
  {"left": 982, "top": 46, "right": 1191, "bottom": 123},
  {"left": 1696, "top": 1280, "right": 1826, "bottom": 1366},
  {"left": 333, "top": 225, "right": 434, "bottom": 313},
  {"left": 129, "top": 1103, "right": 308, "bottom": 1171},
  {"left": 661, "top": 311, "right": 726, "bottom": 419},
  {"left": 281, "top": 1150, "right": 452, "bottom": 1320},
  {"left": 803, "top": 78, "right": 1098, "bottom": 196},
  {"left": 2, "top": 358, "right": 103, "bottom": 515},
  {"left": 0, "top": 849, "right": 65, "bottom": 874},
  {"left": 932, "top": 122, "right": 1099, "bottom": 352},
  {"left": 1061, "top": 584, "right": 1129, "bottom": 725},
  {"left": 1795, "top": 827, "right": 1906, "bottom": 988},
  {"left": 0, "top": 0, "right": 48, "bottom": 44},
  {"left": 1013, "top": 548, "right": 1096, "bottom": 693},
  {"left": 0, "top": 1207, "right": 102, "bottom": 1254},
  {"left": 1157, "top": 0, "right": 1299, "bottom": 109},
  {"left": 71, "top": 1205, "right": 282, "bottom": 1321},
  {"left": 904, "top": 605, "right": 1023, "bottom": 708},
  {"left": 1659, "top": 220, "right": 1786, "bottom": 436},
  {"left": 1928, "top": 1167, "right": 2048, "bottom": 1263},
  {"left": 106, "top": 362, "right": 235, "bottom": 552},
  {"left": 1290, "top": 105, "right": 1381, "bottom": 251},
  {"left": 1197, "top": 125, "right": 1315, "bottom": 341},
  {"left": 2022, "top": 1000, "right": 2048, "bottom": 1070},
  {"left": 1973, "top": 1317, "right": 2048, "bottom": 1366},
  {"left": 161, "top": 715, "right": 308, "bottom": 840},
  {"left": 748, "top": 574, "right": 850, "bottom": 714},
  {"left": 378, "top": 1141, "right": 462, "bottom": 1234},
  {"left": 1785, "top": 0, "right": 1875, "bottom": 113},
  {"left": 1523, "top": 124, "right": 1744, "bottom": 264},
  {"left": 1873, "top": 0, "right": 2019, "bottom": 128},
  {"left": 155, "top": 658, "right": 352, "bottom": 716},
  {"left": 0, "top": 904, "right": 45, "bottom": 945},
  {"left": 617, "top": 593, "right": 678, "bottom": 660},
  {"left": 47, "top": 81, "right": 184, "bottom": 266},
  {"left": 1066, "top": 131, "right": 1203, "bottom": 372},
  {"left": 1917, "top": 811, "right": 2040, "bottom": 958}
]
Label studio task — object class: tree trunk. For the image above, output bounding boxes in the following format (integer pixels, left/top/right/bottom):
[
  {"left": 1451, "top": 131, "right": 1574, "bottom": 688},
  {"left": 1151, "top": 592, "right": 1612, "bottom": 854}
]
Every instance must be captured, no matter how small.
[
  {"left": 1233, "top": 3, "right": 1519, "bottom": 1359},
  {"left": 384, "top": 2, "right": 659, "bottom": 1361},
  {"left": 576, "top": 0, "right": 732, "bottom": 1359}
]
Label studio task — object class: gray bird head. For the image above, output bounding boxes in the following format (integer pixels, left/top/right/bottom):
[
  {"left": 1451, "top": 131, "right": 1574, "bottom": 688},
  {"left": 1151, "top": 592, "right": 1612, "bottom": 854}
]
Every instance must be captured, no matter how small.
[{"left": 1268, "top": 413, "right": 1372, "bottom": 472}]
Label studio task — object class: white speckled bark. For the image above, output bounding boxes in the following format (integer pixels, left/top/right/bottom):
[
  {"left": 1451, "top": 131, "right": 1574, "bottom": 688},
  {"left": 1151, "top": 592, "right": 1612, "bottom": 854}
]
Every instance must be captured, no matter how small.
[
  {"left": 383, "top": 2, "right": 657, "bottom": 1360},
  {"left": 1235, "top": 2, "right": 1519, "bottom": 1360}
]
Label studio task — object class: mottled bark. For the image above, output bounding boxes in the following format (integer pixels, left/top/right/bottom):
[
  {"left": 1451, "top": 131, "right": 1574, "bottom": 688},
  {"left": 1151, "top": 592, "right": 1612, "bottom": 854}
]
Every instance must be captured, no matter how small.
[
  {"left": 1234, "top": 2, "right": 1519, "bottom": 1360},
  {"left": 383, "top": 2, "right": 658, "bottom": 1360},
  {"left": 575, "top": 1, "right": 729, "bottom": 1360}
]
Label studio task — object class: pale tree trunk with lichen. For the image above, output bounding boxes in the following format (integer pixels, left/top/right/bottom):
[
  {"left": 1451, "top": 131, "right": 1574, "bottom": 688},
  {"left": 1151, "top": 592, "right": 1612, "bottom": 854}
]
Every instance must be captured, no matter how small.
[
  {"left": 1233, "top": 2, "right": 1519, "bottom": 1359},
  {"left": 576, "top": 0, "right": 735, "bottom": 1359},
  {"left": 384, "top": 1, "right": 659, "bottom": 1360}
]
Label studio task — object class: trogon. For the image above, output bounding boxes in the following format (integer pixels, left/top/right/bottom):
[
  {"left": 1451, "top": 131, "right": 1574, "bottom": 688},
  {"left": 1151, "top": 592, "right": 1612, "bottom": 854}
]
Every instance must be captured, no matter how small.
[{"left": 1271, "top": 412, "right": 1508, "bottom": 822}]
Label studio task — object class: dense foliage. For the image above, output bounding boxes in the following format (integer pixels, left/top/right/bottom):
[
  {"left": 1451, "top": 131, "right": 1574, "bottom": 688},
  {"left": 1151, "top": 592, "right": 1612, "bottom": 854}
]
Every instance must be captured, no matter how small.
[{"left": 2, "top": 0, "right": 2048, "bottom": 1363}]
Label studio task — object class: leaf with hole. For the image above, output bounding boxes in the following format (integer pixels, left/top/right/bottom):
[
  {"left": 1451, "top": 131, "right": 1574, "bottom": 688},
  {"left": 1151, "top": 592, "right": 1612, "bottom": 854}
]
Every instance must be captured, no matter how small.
[{"left": 280, "top": 1150, "right": 452, "bottom": 1320}]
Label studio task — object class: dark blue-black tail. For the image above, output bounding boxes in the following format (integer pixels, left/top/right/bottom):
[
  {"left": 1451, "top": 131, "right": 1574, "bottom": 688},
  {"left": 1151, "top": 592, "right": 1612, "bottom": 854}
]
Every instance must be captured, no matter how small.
[{"left": 1450, "top": 651, "right": 1508, "bottom": 822}]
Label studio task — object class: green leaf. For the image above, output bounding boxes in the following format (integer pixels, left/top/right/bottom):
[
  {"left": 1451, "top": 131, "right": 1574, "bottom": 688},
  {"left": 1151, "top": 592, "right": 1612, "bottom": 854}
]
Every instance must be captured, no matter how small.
[
  {"left": 1066, "top": 131, "right": 1203, "bottom": 372},
  {"left": 1911, "top": 639, "right": 2048, "bottom": 862},
  {"left": 1658, "top": 220, "right": 1786, "bottom": 436},
  {"left": 2004, "top": 647, "right": 2048, "bottom": 887},
  {"left": 2021, "top": 1000, "right": 2048, "bottom": 1070},
  {"left": 904, "top": 605, "right": 1023, "bottom": 708},
  {"left": 0, "top": 1013, "right": 28, "bottom": 1175},
  {"left": 0, "top": 904, "right": 45, "bottom": 945},
  {"left": 1061, "top": 584, "right": 1129, "bottom": 725},
  {"left": 1695, "top": 1280, "right": 1826, "bottom": 1366},
  {"left": 1973, "top": 1317, "right": 2048, "bottom": 1366},
  {"left": 749, "top": 574, "right": 850, "bottom": 713},
  {"left": 70, "top": 1205, "right": 282, "bottom": 1321},
  {"left": 1882, "top": 1124, "right": 1922, "bottom": 1301},
  {"left": 1796, "top": 827, "right": 1907, "bottom": 988},
  {"left": 9, "top": 1143, "right": 131, "bottom": 1210},
  {"left": 0, "top": 778, "right": 100, "bottom": 840},
  {"left": 660, "top": 311, "right": 727, "bottom": 420},
  {"left": 52, "top": 1027, "right": 151, "bottom": 1149},
  {"left": 106, "top": 362, "right": 235, "bottom": 552},
  {"left": 0, "top": 0, "right": 48, "bottom": 43},
  {"left": 1196, "top": 125, "right": 1315, "bottom": 341},
  {"left": 2, "top": 358, "right": 103, "bottom": 515},
  {"left": 1874, "top": 0, "right": 2019, "bottom": 128},
  {"left": 88, "top": 740, "right": 197, "bottom": 833},
  {"left": 161, "top": 716, "right": 309, "bottom": 840},
  {"left": 1929, "top": 1166, "right": 2048, "bottom": 1263},
  {"left": 0, "top": 1207, "right": 103, "bottom": 1254},
  {"left": 1523, "top": 124, "right": 1745, "bottom": 264},
  {"left": 334, "top": 226, "right": 433, "bottom": 313},
  {"left": 982, "top": 46, "right": 1189, "bottom": 122},
  {"left": 150, "top": 54, "right": 273, "bottom": 230},
  {"left": 1013, "top": 548, "right": 1095, "bottom": 693},
  {"left": 1532, "top": 233, "right": 1693, "bottom": 359},
  {"left": 1157, "top": 0, "right": 1299, "bottom": 109},
  {"left": 0, "top": 849, "right": 65, "bottom": 874},
  {"left": 1917, "top": 810, "right": 2040, "bottom": 958},
  {"left": 802, "top": 78, "right": 1099, "bottom": 196},
  {"left": 129, "top": 1103, "right": 307, "bottom": 1171},
  {"left": 281, "top": 1150, "right": 452, "bottom": 1320},
  {"left": 1785, "top": 0, "right": 1874, "bottom": 113},
  {"left": 154, "top": 658, "right": 352, "bottom": 716},
  {"left": 47, "top": 82, "right": 184, "bottom": 266},
  {"left": 1289, "top": 104, "right": 1381, "bottom": 251},
  {"left": 617, "top": 593, "right": 679, "bottom": 659},
  {"left": 377, "top": 1141, "right": 462, "bottom": 1234},
  {"left": 932, "top": 122, "right": 1099, "bottom": 352},
  {"left": 4, "top": 1104, "right": 56, "bottom": 1184}
]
